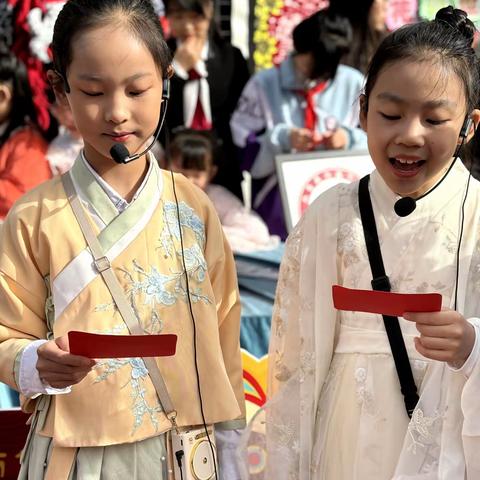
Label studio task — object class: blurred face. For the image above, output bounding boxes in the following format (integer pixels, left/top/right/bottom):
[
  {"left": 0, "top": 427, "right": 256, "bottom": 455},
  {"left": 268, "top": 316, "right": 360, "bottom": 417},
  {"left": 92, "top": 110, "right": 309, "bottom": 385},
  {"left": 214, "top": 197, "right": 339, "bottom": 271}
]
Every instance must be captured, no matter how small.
[
  {"left": 293, "top": 52, "right": 315, "bottom": 81},
  {"left": 171, "top": 156, "right": 212, "bottom": 190},
  {"left": 167, "top": 2, "right": 212, "bottom": 42},
  {"left": 59, "top": 25, "right": 164, "bottom": 169},
  {"left": 361, "top": 59, "right": 476, "bottom": 198},
  {"left": 369, "top": 0, "right": 388, "bottom": 32},
  {"left": 50, "top": 102, "right": 81, "bottom": 139}
]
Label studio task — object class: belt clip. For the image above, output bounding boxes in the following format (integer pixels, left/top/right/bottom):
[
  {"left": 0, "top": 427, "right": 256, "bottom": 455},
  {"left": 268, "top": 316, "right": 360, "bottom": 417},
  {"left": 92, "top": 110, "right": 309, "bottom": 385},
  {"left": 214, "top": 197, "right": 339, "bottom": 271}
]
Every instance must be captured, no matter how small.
[
  {"left": 94, "top": 256, "right": 111, "bottom": 273},
  {"left": 371, "top": 275, "right": 391, "bottom": 292},
  {"left": 167, "top": 411, "right": 179, "bottom": 434}
]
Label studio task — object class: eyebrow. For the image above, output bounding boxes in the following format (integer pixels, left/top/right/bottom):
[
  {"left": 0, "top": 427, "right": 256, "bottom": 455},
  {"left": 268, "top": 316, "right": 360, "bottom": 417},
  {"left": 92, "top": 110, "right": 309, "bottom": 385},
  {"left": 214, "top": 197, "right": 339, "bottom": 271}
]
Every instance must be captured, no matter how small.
[
  {"left": 376, "top": 92, "right": 454, "bottom": 109},
  {"left": 77, "top": 72, "right": 153, "bottom": 82}
]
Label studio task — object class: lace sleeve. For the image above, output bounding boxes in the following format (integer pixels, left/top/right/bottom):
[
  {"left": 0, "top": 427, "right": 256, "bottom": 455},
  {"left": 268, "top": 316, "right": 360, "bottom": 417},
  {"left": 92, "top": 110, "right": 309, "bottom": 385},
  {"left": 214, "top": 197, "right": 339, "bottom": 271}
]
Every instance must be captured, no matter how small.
[{"left": 238, "top": 218, "right": 314, "bottom": 480}]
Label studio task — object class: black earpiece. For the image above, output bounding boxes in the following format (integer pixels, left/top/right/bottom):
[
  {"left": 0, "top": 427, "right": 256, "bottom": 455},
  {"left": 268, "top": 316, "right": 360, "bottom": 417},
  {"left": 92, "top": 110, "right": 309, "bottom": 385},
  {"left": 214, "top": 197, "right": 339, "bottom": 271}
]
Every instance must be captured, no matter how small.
[
  {"left": 162, "top": 77, "right": 171, "bottom": 101},
  {"left": 454, "top": 116, "right": 473, "bottom": 157},
  {"left": 460, "top": 116, "right": 473, "bottom": 139}
]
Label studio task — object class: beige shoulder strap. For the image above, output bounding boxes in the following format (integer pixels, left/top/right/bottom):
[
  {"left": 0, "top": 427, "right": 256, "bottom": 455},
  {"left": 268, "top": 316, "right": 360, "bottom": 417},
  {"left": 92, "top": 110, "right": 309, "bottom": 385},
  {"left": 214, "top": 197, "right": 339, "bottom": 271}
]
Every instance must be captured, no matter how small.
[{"left": 61, "top": 172, "right": 177, "bottom": 428}]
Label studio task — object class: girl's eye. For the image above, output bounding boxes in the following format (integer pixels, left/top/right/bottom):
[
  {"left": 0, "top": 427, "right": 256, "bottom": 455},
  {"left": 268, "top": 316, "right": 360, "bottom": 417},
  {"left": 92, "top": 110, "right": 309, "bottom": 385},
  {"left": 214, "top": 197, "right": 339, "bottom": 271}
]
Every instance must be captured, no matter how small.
[
  {"left": 129, "top": 90, "right": 145, "bottom": 97},
  {"left": 379, "top": 112, "right": 400, "bottom": 121},
  {"left": 81, "top": 90, "right": 103, "bottom": 97},
  {"left": 427, "top": 119, "right": 448, "bottom": 126}
]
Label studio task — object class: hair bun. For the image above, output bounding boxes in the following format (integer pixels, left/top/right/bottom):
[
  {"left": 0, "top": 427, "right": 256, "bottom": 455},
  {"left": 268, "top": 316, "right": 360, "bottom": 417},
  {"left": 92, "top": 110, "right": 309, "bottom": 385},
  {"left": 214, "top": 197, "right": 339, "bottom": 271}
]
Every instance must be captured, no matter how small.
[{"left": 435, "top": 6, "right": 476, "bottom": 46}]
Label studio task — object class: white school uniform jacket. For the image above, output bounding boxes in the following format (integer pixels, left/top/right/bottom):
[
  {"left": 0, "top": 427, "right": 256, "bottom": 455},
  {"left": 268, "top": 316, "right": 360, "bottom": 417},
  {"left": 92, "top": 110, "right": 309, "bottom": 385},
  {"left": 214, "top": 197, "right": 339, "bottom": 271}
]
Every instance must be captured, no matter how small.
[{"left": 240, "top": 159, "right": 480, "bottom": 480}]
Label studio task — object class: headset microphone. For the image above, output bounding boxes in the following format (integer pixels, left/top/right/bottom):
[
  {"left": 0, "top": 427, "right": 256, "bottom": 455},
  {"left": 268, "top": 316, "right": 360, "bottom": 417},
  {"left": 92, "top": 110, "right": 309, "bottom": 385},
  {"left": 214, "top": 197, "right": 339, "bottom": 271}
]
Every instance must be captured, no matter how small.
[
  {"left": 394, "top": 196, "right": 417, "bottom": 217},
  {"left": 393, "top": 116, "right": 473, "bottom": 217},
  {"left": 110, "top": 78, "right": 170, "bottom": 164}
]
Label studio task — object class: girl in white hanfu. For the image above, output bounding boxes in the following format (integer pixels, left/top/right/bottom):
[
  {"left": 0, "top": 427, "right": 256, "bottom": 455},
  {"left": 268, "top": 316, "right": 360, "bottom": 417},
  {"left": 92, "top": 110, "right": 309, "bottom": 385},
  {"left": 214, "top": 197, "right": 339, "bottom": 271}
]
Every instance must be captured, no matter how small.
[
  {"left": 239, "top": 6, "right": 480, "bottom": 480},
  {"left": 0, "top": 1, "right": 245, "bottom": 479}
]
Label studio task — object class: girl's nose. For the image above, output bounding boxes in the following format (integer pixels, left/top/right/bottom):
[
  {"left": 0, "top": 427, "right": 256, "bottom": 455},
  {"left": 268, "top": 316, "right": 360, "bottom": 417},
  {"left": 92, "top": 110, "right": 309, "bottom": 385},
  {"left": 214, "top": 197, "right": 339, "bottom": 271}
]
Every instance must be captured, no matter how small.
[
  {"left": 104, "top": 95, "right": 129, "bottom": 124},
  {"left": 394, "top": 119, "right": 425, "bottom": 147}
]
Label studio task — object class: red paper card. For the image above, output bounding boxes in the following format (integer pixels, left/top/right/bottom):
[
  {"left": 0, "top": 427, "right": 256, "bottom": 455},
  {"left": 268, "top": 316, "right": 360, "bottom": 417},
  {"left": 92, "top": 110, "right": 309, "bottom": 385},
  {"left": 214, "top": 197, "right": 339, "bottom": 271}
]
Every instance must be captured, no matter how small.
[
  {"left": 68, "top": 331, "right": 177, "bottom": 358},
  {"left": 332, "top": 285, "right": 442, "bottom": 316}
]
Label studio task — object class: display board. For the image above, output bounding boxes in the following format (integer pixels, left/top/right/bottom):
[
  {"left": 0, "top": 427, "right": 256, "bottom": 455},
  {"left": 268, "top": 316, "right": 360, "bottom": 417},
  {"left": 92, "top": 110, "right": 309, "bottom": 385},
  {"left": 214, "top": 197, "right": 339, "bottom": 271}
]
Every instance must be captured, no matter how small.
[{"left": 276, "top": 150, "right": 375, "bottom": 231}]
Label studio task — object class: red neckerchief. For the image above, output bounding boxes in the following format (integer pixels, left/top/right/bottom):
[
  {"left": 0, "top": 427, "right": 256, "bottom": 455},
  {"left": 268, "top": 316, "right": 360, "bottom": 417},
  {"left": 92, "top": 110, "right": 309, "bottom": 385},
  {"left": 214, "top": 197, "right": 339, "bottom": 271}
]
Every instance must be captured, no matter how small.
[
  {"left": 187, "top": 69, "right": 212, "bottom": 131},
  {"left": 299, "top": 81, "right": 328, "bottom": 130}
]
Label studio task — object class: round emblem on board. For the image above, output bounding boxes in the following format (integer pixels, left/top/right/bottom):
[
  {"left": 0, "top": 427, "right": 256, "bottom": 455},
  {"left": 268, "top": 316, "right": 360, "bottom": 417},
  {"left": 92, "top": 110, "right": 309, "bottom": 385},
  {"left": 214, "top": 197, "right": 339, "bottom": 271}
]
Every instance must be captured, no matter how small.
[{"left": 300, "top": 168, "right": 358, "bottom": 215}]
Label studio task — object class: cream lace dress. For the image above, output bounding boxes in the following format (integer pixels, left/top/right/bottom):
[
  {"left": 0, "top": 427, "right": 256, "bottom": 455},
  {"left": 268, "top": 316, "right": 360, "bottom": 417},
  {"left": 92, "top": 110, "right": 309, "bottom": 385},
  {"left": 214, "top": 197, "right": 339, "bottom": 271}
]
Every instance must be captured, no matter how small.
[{"left": 240, "top": 161, "right": 480, "bottom": 480}]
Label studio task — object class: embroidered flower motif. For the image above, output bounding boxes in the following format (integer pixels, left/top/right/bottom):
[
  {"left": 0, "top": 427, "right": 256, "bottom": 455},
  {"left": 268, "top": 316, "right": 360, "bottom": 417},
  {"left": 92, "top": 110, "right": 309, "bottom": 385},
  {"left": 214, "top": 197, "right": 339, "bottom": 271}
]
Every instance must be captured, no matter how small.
[
  {"left": 338, "top": 220, "right": 366, "bottom": 267},
  {"left": 354, "top": 366, "right": 377, "bottom": 415},
  {"left": 161, "top": 201, "right": 205, "bottom": 250},
  {"left": 274, "top": 351, "right": 292, "bottom": 382},
  {"left": 143, "top": 266, "right": 178, "bottom": 305},
  {"left": 119, "top": 257, "right": 211, "bottom": 314},
  {"left": 407, "top": 408, "right": 443, "bottom": 455},
  {"left": 94, "top": 356, "right": 162, "bottom": 433},
  {"left": 299, "top": 350, "right": 315, "bottom": 383},
  {"left": 274, "top": 418, "right": 296, "bottom": 448}
]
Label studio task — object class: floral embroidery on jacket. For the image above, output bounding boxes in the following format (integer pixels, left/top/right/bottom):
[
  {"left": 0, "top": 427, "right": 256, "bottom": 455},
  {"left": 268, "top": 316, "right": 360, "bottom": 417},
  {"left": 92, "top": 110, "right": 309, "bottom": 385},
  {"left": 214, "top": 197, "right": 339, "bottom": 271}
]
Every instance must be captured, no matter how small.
[{"left": 91, "top": 325, "right": 162, "bottom": 434}]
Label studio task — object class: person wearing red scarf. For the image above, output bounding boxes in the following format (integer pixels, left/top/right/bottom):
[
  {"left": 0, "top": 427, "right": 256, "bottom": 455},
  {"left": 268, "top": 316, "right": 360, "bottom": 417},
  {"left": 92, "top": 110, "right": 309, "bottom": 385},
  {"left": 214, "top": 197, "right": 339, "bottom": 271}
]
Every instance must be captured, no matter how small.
[{"left": 231, "top": 10, "right": 367, "bottom": 238}]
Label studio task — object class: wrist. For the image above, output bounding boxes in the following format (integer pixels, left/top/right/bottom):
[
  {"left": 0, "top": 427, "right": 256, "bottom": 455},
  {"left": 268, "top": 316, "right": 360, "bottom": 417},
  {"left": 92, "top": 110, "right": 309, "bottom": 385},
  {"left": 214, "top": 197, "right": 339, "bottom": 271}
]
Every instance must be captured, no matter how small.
[{"left": 462, "top": 322, "right": 476, "bottom": 362}]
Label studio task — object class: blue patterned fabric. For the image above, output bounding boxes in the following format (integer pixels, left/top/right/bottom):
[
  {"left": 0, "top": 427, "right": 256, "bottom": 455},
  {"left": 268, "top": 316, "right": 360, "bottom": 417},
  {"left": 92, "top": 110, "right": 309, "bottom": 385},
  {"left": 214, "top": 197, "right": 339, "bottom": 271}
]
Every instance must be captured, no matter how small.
[{"left": 0, "top": 382, "right": 19, "bottom": 408}]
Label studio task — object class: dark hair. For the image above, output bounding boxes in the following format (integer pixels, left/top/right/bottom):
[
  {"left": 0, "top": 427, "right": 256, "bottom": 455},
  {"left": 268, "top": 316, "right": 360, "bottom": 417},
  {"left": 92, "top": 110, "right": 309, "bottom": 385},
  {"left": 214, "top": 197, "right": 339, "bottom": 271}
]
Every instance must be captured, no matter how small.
[
  {"left": 52, "top": 0, "right": 171, "bottom": 91},
  {"left": 164, "top": 0, "right": 211, "bottom": 16},
  {"left": 328, "top": 0, "right": 374, "bottom": 29},
  {"left": 168, "top": 129, "right": 214, "bottom": 171},
  {"left": 328, "top": 0, "right": 386, "bottom": 74},
  {"left": 293, "top": 10, "right": 352, "bottom": 81},
  {"left": 364, "top": 6, "right": 480, "bottom": 112},
  {"left": 0, "top": 50, "right": 39, "bottom": 145},
  {"left": 164, "top": 0, "right": 223, "bottom": 45}
]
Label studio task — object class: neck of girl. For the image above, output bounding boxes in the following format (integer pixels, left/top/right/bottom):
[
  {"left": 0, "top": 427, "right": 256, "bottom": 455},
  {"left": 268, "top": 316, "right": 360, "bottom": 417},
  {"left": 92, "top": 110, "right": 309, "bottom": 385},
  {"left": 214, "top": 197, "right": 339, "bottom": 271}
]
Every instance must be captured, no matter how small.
[{"left": 87, "top": 152, "right": 150, "bottom": 203}]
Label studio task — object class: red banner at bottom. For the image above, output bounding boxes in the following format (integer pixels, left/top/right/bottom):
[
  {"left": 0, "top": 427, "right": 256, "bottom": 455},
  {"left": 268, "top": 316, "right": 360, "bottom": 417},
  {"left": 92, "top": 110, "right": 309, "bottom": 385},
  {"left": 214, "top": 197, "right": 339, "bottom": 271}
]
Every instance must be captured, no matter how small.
[{"left": 0, "top": 409, "right": 29, "bottom": 480}]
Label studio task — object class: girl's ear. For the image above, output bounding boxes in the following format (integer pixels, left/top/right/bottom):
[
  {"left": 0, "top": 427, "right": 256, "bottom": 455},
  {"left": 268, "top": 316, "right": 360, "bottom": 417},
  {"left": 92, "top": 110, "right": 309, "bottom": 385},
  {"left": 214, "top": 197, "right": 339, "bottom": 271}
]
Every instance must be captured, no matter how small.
[
  {"left": 359, "top": 94, "right": 368, "bottom": 131},
  {"left": 468, "top": 109, "right": 480, "bottom": 142},
  {"left": 209, "top": 164, "right": 218, "bottom": 180},
  {"left": 166, "top": 65, "right": 174, "bottom": 79},
  {"left": 0, "top": 84, "right": 12, "bottom": 108},
  {"left": 47, "top": 69, "right": 69, "bottom": 106}
]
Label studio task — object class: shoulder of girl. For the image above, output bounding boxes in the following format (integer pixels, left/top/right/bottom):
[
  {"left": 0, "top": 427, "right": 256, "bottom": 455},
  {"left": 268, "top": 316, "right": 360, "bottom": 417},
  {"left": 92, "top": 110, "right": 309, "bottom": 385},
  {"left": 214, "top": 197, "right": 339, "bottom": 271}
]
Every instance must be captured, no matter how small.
[
  {"left": 304, "top": 181, "right": 351, "bottom": 218},
  {"left": 6, "top": 175, "right": 64, "bottom": 219}
]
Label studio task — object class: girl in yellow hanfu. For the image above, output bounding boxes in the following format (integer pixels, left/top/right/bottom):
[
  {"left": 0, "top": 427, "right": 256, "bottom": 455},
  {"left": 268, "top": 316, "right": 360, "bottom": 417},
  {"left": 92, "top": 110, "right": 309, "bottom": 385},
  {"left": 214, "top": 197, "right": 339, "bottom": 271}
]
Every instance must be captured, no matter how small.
[{"left": 0, "top": 1, "right": 246, "bottom": 479}]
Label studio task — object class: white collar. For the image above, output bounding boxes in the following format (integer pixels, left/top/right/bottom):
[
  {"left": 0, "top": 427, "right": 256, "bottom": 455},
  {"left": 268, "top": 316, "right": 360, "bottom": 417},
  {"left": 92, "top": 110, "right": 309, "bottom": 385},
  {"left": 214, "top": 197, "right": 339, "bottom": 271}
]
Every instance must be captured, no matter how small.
[{"left": 80, "top": 151, "right": 154, "bottom": 212}]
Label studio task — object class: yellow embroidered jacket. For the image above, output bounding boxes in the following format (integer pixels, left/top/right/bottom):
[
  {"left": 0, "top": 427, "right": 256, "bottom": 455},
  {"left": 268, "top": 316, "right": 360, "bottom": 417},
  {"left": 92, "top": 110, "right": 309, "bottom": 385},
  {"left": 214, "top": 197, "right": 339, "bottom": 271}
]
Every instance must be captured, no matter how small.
[{"left": 0, "top": 156, "right": 245, "bottom": 447}]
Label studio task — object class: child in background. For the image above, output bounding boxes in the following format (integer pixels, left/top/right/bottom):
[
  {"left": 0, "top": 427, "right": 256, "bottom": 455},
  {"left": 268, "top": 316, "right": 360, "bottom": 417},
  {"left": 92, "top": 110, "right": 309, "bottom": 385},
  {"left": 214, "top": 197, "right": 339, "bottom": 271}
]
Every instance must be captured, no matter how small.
[
  {"left": 164, "top": 0, "right": 250, "bottom": 199},
  {"left": 242, "top": 6, "right": 480, "bottom": 479},
  {"left": 167, "top": 129, "right": 280, "bottom": 253},
  {"left": 0, "top": 50, "right": 51, "bottom": 220},
  {"left": 231, "top": 10, "right": 367, "bottom": 238},
  {"left": 0, "top": 1, "right": 245, "bottom": 478},
  {"left": 46, "top": 100, "right": 83, "bottom": 175}
]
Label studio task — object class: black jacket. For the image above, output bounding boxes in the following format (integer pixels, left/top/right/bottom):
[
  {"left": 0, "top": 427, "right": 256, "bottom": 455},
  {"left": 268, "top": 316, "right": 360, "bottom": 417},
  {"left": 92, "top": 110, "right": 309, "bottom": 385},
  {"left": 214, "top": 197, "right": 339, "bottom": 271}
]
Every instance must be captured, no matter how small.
[{"left": 165, "top": 38, "right": 250, "bottom": 197}]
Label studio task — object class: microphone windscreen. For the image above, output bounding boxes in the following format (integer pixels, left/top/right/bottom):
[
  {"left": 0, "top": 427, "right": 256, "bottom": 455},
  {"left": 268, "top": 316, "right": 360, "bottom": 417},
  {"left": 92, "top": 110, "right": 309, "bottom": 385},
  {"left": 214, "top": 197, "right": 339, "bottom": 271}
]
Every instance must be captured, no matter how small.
[
  {"left": 110, "top": 143, "right": 130, "bottom": 164},
  {"left": 394, "top": 196, "right": 416, "bottom": 217}
]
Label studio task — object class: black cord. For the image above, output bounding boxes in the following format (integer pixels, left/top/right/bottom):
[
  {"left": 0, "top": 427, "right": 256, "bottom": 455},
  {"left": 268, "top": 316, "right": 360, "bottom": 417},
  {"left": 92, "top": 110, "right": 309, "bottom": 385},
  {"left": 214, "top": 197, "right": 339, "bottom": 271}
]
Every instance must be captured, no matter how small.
[
  {"left": 170, "top": 169, "right": 219, "bottom": 480},
  {"left": 176, "top": 450, "right": 185, "bottom": 480},
  {"left": 453, "top": 124, "right": 476, "bottom": 310}
]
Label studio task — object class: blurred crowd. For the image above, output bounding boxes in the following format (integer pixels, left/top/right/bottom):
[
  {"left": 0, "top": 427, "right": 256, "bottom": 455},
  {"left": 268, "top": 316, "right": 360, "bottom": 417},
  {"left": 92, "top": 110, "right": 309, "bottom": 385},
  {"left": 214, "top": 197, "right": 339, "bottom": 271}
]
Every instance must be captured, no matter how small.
[{"left": 0, "top": 0, "right": 390, "bottom": 245}]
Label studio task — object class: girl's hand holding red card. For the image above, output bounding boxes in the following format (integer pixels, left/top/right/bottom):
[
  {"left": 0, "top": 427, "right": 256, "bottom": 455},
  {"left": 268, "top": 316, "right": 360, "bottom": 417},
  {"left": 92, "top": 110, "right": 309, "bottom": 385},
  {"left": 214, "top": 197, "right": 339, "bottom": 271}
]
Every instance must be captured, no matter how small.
[
  {"left": 403, "top": 310, "right": 476, "bottom": 367},
  {"left": 332, "top": 285, "right": 475, "bottom": 366}
]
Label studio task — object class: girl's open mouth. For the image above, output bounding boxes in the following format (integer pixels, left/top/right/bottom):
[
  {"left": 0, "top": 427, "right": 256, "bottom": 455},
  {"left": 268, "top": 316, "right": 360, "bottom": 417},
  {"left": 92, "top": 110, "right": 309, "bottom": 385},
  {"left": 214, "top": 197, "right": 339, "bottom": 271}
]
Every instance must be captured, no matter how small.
[{"left": 389, "top": 157, "right": 426, "bottom": 176}]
